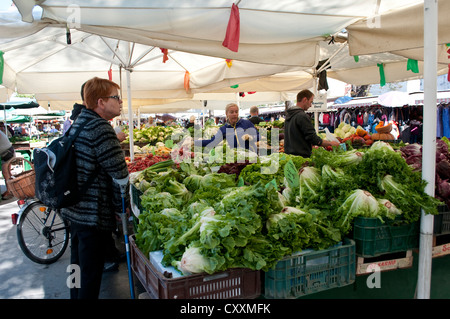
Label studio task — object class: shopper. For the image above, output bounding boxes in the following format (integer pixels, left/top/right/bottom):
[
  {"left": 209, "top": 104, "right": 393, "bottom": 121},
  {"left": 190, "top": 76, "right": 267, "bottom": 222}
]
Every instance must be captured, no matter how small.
[
  {"left": 195, "top": 103, "right": 259, "bottom": 151},
  {"left": 61, "top": 77, "right": 130, "bottom": 299},
  {"left": 248, "top": 106, "right": 261, "bottom": 125},
  {"left": 185, "top": 115, "right": 196, "bottom": 129},
  {"left": 284, "top": 89, "right": 340, "bottom": 157},
  {"left": 0, "top": 130, "right": 15, "bottom": 200}
]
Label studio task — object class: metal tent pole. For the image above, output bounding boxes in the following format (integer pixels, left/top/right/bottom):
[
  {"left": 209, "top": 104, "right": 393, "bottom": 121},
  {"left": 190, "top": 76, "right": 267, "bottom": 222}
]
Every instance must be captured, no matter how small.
[
  {"left": 126, "top": 69, "right": 134, "bottom": 162},
  {"left": 417, "top": 0, "right": 438, "bottom": 299}
]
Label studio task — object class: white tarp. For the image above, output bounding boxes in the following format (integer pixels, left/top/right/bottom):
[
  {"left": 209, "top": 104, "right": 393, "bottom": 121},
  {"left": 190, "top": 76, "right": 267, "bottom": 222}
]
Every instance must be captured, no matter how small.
[
  {"left": 347, "top": 1, "right": 450, "bottom": 59},
  {"left": 11, "top": 0, "right": 422, "bottom": 67},
  {"left": 1, "top": 1, "right": 440, "bottom": 113},
  {"left": 0, "top": 10, "right": 303, "bottom": 110}
]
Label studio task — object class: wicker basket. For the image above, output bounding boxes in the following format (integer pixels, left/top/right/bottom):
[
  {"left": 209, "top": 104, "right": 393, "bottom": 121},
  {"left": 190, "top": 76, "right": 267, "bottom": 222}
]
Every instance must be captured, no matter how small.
[{"left": 6, "top": 157, "right": 35, "bottom": 200}]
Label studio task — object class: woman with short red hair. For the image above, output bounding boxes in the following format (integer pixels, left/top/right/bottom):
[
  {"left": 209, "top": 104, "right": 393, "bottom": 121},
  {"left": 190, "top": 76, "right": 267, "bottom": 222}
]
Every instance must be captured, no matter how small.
[{"left": 61, "top": 77, "right": 129, "bottom": 299}]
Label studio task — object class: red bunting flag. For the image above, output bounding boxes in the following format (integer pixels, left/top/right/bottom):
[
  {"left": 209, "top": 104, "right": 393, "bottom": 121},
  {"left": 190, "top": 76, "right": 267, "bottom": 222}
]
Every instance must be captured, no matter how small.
[
  {"left": 108, "top": 68, "right": 112, "bottom": 81},
  {"left": 448, "top": 63, "right": 450, "bottom": 82},
  {"left": 222, "top": 4, "right": 240, "bottom": 52},
  {"left": 160, "top": 48, "right": 169, "bottom": 63}
]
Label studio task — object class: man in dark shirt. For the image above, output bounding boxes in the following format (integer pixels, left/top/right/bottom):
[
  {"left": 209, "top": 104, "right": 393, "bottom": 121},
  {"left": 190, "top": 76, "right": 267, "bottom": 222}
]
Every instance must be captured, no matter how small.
[
  {"left": 248, "top": 106, "right": 261, "bottom": 125},
  {"left": 284, "top": 89, "right": 339, "bottom": 157}
]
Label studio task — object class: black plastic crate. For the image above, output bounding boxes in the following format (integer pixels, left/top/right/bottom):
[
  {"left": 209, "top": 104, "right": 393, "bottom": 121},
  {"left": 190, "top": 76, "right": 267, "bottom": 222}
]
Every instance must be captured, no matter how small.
[{"left": 434, "top": 204, "right": 450, "bottom": 235}]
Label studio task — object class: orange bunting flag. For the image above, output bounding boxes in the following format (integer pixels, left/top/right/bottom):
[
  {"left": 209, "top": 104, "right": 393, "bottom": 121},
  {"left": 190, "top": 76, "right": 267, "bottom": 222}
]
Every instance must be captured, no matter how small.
[
  {"left": 108, "top": 68, "right": 112, "bottom": 81},
  {"left": 225, "top": 59, "right": 233, "bottom": 68},
  {"left": 222, "top": 4, "right": 240, "bottom": 52},
  {"left": 160, "top": 48, "right": 169, "bottom": 63},
  {"left": 184, "top": 71, "right": 190, "bottom": 92}
]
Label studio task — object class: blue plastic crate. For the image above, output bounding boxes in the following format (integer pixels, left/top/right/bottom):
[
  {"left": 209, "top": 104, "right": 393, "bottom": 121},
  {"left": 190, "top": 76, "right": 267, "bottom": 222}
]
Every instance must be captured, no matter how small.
[{"left": 264, "top": 238, "right": 355, "bottom": 299}]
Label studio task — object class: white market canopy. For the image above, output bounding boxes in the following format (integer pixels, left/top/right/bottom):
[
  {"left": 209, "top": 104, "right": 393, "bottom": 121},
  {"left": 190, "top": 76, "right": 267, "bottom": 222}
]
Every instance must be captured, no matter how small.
[
  {"left": 11, "top": 0, "right": 424, "bottom": 67},
  {"left": 1, "top": 0, "right": 444, "bottom": 113}
]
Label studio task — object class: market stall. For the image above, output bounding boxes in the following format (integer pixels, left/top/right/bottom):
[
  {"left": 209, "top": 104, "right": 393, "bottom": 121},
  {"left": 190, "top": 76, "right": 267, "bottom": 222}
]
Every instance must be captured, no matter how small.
[
  {"left": 123, "top": 131, "right": 450, "bottom": 298},
  {"left": 2, "top": 0, "right": 449, "bottom": 299}
]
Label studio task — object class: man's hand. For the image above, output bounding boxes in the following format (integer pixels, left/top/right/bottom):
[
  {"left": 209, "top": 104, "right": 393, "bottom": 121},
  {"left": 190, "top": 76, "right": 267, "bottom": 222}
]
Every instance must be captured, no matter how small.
[
  {"left": 322, "top": 139, "right": 340, "bottom": 148},
  {"left": 116, "top": 131, "right": 127, "bottom": 142}
]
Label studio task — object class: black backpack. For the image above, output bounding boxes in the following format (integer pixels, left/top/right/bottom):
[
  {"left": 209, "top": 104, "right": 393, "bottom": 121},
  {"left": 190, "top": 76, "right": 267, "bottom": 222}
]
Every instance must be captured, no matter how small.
[{"left": 33, "top": 120, "right": 96, "bottom": 209}]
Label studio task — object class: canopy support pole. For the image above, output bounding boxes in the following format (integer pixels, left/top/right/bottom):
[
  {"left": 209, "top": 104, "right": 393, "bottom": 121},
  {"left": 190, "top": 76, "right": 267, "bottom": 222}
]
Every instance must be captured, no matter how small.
[
  {"left": 126, "top": 69, "right": 134, "bottom": 162},
  {"left": 417, "top": 0, "right": 437, "bottom": 299}
]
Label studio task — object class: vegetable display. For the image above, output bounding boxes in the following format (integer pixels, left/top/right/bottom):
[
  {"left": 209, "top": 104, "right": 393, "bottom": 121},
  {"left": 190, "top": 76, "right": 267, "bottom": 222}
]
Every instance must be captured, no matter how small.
[
  {"left": 399, "top": 138, "right": 450, "bottom": 208},
  {"left": 127, "top": 153, "right": 172, "bottom": 173},
  {"left": 131, "top": 139, "right": 443, "bottom": 276}
]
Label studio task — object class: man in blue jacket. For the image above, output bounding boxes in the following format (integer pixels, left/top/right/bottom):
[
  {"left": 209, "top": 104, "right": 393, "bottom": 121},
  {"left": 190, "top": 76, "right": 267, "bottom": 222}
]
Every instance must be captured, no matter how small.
[{"left": 195, "top": 103, "right": 259, "bottom": 152}]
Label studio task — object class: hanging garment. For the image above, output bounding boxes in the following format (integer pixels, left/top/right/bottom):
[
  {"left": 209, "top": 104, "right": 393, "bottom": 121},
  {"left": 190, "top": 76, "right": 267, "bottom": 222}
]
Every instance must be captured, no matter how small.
[
  {"left": 443, "top": 107, "right": 450, "bottom": 138},
  {"left": 357, "top": 114, "right": 364, "bottom": 126},
  {"left": 322, "top": 112, "right": 330, "bottom": 125},
  {"left": 350, "top": 111, "right": 357, "bottom": 126},
  {"left": 363, "top": 111, "right": 369, "bottom": 126},
  {"left": 436, "top": 106, "right": 443, "bottom": 138},
  {"left": 344, "top": 112, "right": 351, "bottom": 124}
]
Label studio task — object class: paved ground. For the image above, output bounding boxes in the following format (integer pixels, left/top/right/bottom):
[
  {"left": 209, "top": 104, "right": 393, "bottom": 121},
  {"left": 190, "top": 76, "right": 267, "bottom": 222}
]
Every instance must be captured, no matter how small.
[{"left": 0, "top": 179, "right": 136, "bottom": 299}]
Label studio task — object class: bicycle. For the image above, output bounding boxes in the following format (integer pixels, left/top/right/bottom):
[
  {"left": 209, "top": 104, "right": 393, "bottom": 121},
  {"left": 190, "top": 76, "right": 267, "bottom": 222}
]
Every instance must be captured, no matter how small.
[
  {"left": 6, "top": 156, "right": 70, "bottom": 264},
  {"left": 13, "top": 198, "right": 70, "bottom": 264}
]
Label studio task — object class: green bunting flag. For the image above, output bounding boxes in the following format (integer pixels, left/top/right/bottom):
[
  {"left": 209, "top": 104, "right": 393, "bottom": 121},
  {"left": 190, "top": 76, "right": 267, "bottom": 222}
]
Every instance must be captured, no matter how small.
[
  {"left": 407, "top": 59, "right": 419, "bottom": 73},
  {"left": 377, "top": 63, "right": 386, "bottom": 87},
  {"left": 230, "top": 84, "right": 239, "bottom": 88},
  {"left": 353, "top": 55, "right": 359, "bottom": 62},
  {"left": 0, "top": 51, "right": 4, "bottom": 85}
]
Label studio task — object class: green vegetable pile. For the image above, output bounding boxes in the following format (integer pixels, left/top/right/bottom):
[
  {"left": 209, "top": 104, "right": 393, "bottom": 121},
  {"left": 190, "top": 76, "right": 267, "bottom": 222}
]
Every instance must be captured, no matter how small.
[
  {"left": 135, "top": 159, "right": 341, "bottom": 275},
  {"left": 133, "top": 141, "right": 442, "bottom": 276},
  {"left": 306, "top": 141, "right": 441, "bottom": 228}
]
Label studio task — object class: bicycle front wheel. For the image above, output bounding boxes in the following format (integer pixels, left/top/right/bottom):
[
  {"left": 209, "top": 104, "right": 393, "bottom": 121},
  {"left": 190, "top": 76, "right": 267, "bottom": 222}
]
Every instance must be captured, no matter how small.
[{"left": 17, "top": 201, "right": 69, "bottom": 264}]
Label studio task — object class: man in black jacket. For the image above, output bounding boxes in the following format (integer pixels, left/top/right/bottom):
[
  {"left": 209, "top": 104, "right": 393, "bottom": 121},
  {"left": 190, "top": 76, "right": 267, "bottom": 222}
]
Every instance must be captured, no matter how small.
[
  {"left": 248, "top": 106, "right": 261, "bottom": 125},
  {"left": 284, "top": 89, "right": 339, "bottom": 157}
]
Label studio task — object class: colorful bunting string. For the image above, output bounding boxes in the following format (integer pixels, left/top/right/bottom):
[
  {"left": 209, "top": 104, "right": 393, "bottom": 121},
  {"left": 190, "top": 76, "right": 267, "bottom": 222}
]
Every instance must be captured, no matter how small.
[
  {"left": 160, "top": 48, "right": 169, "bottom": 63},
  {"left": 377, "top": 63, "right": 386, "bottom": 87},
  {"left": 407, "top": 59, "right": 419, "bottom": 73},
  {"left": 447, "top": 44, "right": 450, "bottom": 82},
  {"left": 184, "top": 71, "right": 190, "bottom": 92},
  {"left": 222, "top": 4, "right": 240, "bottom": 52},
  {"left": 0, "top": 51, "right": 3, "bottom": 85}
]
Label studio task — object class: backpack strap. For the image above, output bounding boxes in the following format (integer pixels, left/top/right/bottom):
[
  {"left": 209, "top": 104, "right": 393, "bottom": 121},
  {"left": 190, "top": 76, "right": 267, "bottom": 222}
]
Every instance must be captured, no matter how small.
[{"left": 69, "top": 118, "right": 99, "bottom": 194}]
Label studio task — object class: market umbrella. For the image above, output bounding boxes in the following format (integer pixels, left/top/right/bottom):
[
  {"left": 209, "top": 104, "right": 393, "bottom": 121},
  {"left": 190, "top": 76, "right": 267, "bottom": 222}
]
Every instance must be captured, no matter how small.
[
  {"left": 0, "top": 100, "right": 39, "bottom": 134},
  {"left": 334, "top": 96, "right": 353, "bottom": 104},
  {"left": 0, "top": 100, "right": 39, "bottom": 110},
  {"left": 1, "top": 115, "right": 32, "bottom": 123},
  {"left": 377, "top": 91, "right": 411, "bottom": 107}
]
